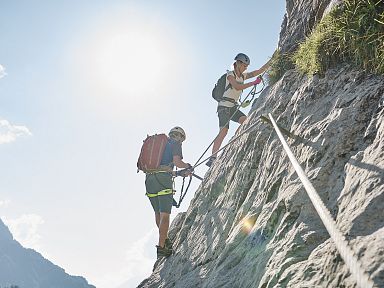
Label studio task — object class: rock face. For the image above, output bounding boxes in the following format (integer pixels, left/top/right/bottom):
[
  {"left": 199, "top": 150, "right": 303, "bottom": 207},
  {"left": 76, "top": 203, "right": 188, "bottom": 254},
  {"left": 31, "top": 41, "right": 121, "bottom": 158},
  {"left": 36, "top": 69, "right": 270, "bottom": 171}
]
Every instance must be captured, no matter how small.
[
  {"left": 0, "top": 219, "right": 95, "bottom": 288},
  {"left": 138, "top": 1, "right": 384, "bottom": 287},
  {"left": 279, "top": 0, "right": 342, "bottom": 53}
]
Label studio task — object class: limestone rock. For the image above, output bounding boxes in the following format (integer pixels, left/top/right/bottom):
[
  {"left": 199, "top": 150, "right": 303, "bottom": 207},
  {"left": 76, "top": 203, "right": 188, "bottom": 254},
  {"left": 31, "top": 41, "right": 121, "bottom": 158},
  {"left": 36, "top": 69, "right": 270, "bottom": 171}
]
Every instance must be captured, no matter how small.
[{"left": 138, "top": 0, "right": 384, "bottom": 287}]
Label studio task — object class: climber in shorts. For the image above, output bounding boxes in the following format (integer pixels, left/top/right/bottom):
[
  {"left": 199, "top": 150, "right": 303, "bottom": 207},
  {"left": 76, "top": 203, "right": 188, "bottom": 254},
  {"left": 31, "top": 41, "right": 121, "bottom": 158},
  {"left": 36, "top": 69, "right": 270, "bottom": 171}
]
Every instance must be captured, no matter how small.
[
  {"left": 145, "top": 126, "right": 193, "bottom": 258},
  {"left": 206, "top": 53, "right": 271, "bottom": 167}
]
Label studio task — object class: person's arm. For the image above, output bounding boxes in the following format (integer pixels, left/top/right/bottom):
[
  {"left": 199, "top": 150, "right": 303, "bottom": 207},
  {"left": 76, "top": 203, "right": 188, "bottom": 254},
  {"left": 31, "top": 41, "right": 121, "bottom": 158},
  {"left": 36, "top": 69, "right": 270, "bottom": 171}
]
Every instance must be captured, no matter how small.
[
  {"left": 173, "top": 155, "right": 191, "bottom": 169},
  {"left": 245, "top": 60, "right": 271, "bottom": 79},
  {"left": 227, "top": 74, "right": 260, "bottom": 91}
]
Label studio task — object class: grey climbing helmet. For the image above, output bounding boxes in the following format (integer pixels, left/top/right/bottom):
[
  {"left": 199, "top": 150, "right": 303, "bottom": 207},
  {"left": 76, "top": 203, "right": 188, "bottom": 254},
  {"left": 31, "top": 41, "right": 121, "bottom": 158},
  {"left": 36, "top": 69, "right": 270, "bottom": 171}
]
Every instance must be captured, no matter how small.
[
  {"left": 169, "top": 126, "right": 186, "bottom": 141},
  {"left": 234, "top": 53, "right": 250, "bottom": 65}
]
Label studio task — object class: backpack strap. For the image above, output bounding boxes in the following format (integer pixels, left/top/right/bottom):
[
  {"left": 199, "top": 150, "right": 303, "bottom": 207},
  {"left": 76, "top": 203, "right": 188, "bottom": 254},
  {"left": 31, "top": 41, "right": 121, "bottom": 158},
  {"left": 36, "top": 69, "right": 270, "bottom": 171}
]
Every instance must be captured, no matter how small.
[
  {"left": 221, "top": 70, "right": 244, "bottom": 105},
  {"left": 226, "top": 70, "right": 244, "bottom": 91},
  {"left": 224, "top": 70, "right": 231, "bottom": 92}
]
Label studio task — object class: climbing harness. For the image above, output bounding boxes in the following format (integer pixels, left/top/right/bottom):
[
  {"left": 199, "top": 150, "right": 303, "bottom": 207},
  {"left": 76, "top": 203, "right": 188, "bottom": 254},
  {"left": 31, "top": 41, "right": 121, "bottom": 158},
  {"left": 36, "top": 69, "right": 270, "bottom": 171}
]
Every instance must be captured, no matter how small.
[
  {"left": 268, "top": 113, "right": 374, "bottom": 288},
  {"left": 146, "top": 189, "right": 174, "bottom": 198}
]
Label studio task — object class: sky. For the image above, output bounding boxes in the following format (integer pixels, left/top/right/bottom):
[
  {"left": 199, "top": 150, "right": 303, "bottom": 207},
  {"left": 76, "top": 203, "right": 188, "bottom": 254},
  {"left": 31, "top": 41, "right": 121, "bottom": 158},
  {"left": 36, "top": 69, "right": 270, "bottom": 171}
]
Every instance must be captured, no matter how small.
[{"left": 0, "top": 1, "right": 286, "bottom": 287}]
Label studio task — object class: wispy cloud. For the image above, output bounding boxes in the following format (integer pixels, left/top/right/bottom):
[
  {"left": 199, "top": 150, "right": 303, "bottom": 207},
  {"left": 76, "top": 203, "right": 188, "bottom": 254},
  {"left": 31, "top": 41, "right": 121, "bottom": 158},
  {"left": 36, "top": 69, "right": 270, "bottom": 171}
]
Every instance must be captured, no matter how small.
[
  {"left": 3, "top": 214, "right": 45, "bottom": 250},
  {"left": 0, "top": 64, "right": 6, "bottom": 78},
  {"left": 0, "top": 66, "right": 30, "bottom": 144},
  {"left": 95, "top": 228, "right": 157, "bottom": 288},
  {"left": 0, "top": 199, "right": 11, "bottom": 208},
  {"left": 0, "top": 119, "right": 32, "bottom": 144}
]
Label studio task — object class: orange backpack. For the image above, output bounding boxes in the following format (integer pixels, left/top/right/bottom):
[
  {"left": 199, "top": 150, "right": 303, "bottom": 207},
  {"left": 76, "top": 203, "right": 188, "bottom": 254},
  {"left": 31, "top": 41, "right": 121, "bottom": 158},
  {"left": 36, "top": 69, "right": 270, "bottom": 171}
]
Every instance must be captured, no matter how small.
[{"left": 137, "top": 134, "right": 169, "bottom": 173}]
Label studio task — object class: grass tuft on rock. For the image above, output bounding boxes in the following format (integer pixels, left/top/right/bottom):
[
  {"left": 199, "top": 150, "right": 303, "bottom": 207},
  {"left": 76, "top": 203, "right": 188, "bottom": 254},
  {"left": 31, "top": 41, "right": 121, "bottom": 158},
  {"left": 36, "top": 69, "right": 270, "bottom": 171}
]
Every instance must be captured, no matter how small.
[
  {"left": 268, "top": 0, "right": 384, "bottom": 83},
  {"left": 293, "top": 0, "right": 384, "bottom": 76}
]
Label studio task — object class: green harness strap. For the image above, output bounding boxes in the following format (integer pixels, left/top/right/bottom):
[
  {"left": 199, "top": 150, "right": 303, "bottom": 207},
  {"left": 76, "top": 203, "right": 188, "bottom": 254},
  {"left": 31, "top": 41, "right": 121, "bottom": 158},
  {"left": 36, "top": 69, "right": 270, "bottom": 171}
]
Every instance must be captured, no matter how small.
[{"left": 146, "top": 188, "right": 174, "bottom": 198}]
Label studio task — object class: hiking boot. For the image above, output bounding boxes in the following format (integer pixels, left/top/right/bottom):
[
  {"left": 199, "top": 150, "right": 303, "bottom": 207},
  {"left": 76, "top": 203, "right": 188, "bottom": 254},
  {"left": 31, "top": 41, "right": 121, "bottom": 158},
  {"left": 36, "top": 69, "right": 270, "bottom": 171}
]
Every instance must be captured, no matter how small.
[
  {"left": 165, "top": 238, "right": 173, "bottom": 250},
  {"left": 206, "top": 156, "right": 216, "bottom": 167},
  {"left": 156, "top": 245, "right": 172, "bottom": 258}
]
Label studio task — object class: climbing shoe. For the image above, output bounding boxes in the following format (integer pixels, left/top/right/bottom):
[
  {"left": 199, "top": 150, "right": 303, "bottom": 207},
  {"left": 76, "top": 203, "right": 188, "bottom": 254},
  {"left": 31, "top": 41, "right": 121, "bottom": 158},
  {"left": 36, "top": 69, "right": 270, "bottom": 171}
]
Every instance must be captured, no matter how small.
[
  {"left": 156, "top": 245, "right": 172, "bottom": 258},
  {"left": 165, "top": 238, "right": 173, "bottom": 250},
  {"left": 206, "top": 156, "right": 216, "bottom": 167}
]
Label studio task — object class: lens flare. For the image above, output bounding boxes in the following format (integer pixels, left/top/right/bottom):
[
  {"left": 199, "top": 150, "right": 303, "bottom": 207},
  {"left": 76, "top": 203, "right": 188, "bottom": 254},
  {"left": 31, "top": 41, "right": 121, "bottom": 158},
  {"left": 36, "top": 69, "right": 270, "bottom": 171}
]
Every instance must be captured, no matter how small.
[{"left": 241, "top": 215, "right": 257, "bottom": 235}]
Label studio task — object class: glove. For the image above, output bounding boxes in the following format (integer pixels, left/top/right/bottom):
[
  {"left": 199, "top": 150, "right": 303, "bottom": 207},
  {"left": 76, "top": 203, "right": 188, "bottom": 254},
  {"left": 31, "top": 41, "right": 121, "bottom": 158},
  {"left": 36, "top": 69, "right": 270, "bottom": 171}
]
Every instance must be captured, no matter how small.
[
  {"left": 176, "top": 170, "right": 189, "bottom": 177},
  {"left": 186, "top": 163, "right": 194, "bottom": 173},
  {"left": 176, "top": 164, "right": 194, "bottom": 177},
  {"left": 252, "top": 77, "right": 262, "bottom": 85}
]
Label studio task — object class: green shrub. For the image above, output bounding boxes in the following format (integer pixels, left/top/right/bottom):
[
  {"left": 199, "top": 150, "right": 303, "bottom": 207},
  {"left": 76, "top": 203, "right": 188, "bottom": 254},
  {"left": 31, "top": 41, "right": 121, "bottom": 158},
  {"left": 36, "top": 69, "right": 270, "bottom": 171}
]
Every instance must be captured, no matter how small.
[
  {"left": 267, "top": 50, "right": 295, "bottom": 85},
  {"left": 293, "top": 0, "right": 384, "bottom": 76}
]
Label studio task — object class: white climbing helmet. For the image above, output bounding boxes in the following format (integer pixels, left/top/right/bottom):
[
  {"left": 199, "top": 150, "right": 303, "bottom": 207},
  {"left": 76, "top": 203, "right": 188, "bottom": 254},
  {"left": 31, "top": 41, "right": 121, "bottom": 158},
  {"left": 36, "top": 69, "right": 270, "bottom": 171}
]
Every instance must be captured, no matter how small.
[
  {"left": 169, "top": 126, "right": 186, "bottom": 141},
  {"left": 234, "top": 53, "right": 250, "bottom": 65}
]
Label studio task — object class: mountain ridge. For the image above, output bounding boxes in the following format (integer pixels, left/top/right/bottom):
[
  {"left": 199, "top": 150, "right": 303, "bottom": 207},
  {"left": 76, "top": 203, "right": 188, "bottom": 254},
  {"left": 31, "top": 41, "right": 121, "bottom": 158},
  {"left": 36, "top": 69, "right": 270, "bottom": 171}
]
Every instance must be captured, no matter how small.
[{"left": 0, "top": 218, "right": 95, "bottom": 288}]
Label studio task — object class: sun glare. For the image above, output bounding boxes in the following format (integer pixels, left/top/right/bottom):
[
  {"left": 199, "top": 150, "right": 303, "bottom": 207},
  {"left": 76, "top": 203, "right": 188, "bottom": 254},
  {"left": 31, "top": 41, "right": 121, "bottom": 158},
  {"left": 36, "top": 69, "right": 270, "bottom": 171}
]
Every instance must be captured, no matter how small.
[
  {"left": 94, "top": 28, "right": 166, "bottom": 96},
  {"left": 71, "top": 5, "right": 192, "bottom": 118}
]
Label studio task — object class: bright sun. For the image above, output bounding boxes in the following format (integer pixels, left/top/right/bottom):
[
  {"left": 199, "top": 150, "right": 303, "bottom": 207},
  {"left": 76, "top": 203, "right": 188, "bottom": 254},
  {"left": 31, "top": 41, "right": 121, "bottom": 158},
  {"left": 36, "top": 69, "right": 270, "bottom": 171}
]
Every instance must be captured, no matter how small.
[
  {"left": 72, "top": 6, "right": 190, "bottom": 117},
  {"left": 94, "top": 27, "right": 167, "bottom": 96}
]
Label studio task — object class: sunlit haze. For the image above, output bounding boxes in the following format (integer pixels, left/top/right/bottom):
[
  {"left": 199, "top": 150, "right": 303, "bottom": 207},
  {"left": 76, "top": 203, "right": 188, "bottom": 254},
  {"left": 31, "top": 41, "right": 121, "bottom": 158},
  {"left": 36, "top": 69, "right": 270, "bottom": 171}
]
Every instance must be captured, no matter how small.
[{"left": 0, "top": 1, "right": 285, "bottom": 287}]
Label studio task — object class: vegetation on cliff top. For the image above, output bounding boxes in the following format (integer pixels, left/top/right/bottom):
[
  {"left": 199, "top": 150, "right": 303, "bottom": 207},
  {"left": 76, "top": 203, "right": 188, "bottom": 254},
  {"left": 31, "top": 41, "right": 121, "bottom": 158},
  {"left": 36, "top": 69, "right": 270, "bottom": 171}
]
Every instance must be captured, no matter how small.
[{"left": 268, "top": 0, "right": 384, "bottom": 83}]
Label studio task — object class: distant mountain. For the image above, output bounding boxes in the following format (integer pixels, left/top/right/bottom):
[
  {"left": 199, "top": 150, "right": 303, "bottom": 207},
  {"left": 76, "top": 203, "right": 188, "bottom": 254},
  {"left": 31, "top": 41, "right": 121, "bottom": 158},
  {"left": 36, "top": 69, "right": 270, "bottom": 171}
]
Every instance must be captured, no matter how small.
[{"left": 0, "top": 218, "right": 95, "bottom": 288}]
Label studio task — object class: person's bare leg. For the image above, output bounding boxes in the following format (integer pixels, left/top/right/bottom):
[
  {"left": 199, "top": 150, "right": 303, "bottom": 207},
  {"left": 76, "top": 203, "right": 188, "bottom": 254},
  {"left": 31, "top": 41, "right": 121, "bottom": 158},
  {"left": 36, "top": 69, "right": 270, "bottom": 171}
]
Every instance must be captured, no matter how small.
[
  {"left": 158, "top": 212, "right": 170, "bottom": 248},
  {"left": 155, "top": 212, "right": 160, "bottom": 228},
  {"left": 212, "top": 127, "right": 229, "bottom": 156},
  {"left": 235, "top": 116, "right": 247, "bottom": 134}
]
